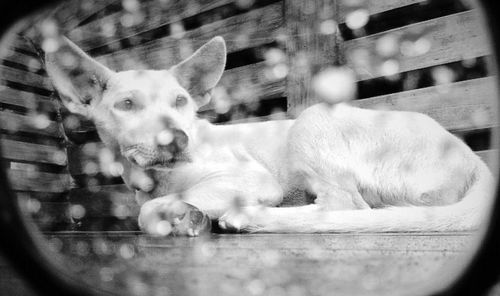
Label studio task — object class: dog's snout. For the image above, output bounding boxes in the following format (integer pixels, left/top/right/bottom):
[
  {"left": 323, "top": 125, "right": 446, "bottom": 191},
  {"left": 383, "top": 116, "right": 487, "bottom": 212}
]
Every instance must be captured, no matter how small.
[
  {"left": 173, "top": 129, "right": 188, "bottom": 151},
  {"left": 156, "top": 129, "right": 188, "bottom": 153}
]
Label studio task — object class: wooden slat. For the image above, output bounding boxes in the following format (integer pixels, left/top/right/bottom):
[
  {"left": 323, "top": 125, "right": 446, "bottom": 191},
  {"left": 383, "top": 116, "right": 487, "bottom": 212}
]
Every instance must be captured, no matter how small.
[
  {"left": 51, "top": 0, "right": 119, "bottom": 30},
  {"left": 338, "top": 0, "right": 427, "bottom": 21},
  {"left": 7, "top": 169, "right": 70, "bottom": 193},
  {"left": 351, "top": 77, "right": 498, "bottom": 131},
  {"left": 74, "top": 0, "right": 235, "bottom": 51},
  {"left": 285, "top": 0, "right": 343, "bottom": 115},
  {"left": 0, "top": 48, "right": 43, "bottom": 70},
  {"left": 201, "top": 62, "right": 286, "bottom": 112},
  {"left": 20, "top": 200, "right": 73, "bottom": 231},
  {"left": 0, "top": 65, "right": 52, "bottom": 90},
  {"left": 0, "top": 86, "right": 55, "bottom": 111},
  {"left": 345, "top": 10, "right": 490, "bottom": 80},
  {"left": 225, "top": 112, "right": 289, "bottom": 124},
  {"left": 96, "top": 2, "right": 283, "bottom": 70},
  {"left": 1, "top": 139, "right": 66, "bottom": 165},
  {"left": 0, "top": 111, "right": 61, "bottom": 137},
  {"left": 476, "top": 149, "right": 498, "bottom": 170},
  {"left": 7, "top": 35, "right": 37, "bottom": 54},
  {"left": 69, "top": 184, "right": 138, "bottom": 218},
  {"left": 66, "top": 141, "right": 105, "bottom": 176}
]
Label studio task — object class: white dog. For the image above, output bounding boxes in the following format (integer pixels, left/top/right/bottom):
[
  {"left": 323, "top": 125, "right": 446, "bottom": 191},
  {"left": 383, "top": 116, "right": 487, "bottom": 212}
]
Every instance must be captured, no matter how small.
[{"left": 45, "top": 36, "right": 494, "bottom": 236}]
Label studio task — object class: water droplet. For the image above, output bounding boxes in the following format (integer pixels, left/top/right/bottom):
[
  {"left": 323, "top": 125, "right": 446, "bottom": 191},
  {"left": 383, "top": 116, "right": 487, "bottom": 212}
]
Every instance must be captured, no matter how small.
[
  {"left": 319, "top": 19, "right": 338, "bottom": 35},
  {"left": 170, "top": 22, "right": 185, "bottom": 39},
  {"left": 156, "top": 130, "right": 174, "bottom": 146},
  {"left": 345, "top": 9, "right": 369, "bottom": 30},
  {"left": 69, "top": 204, "right": 86, "bottom": 219},
  {"left": 376, "top": 34, "right": 399, "bottom": 57},
  {"left": 119, "top": 243, "right": 135, "bottom": 259},
  {"left": 31, "top": 113, "right": 51, "bottom": 129},
  {"left": 264, "top": 48, "right": 286, "bottom": 65},
  {"left": 108, "top": 161, "right": 124, "bottom": 176},
  {"left": 113, "top": 204, "right": 130, "bottom": 219},
  {"left": 379, "top": 59, "right": 399, "bottom": 77},
  {"left": 83, "top": 161, "right": 99, "bottom": 175},
  {"left": 48, "top": 238, "right": 63, "bottom": 253},
  {"left": 75, "top": 241, "right": 90, "bottom": 257},
  {"left": 236, "top": 0, "right": 255, "bottom": 9},
  {"left": 25, "top": 198, "right": 41, "bottom": 214},
  {"left": 247, "top": 279, "right": 265, "bottom": 295},
  {"left": 41, "top": 38, "right": 60, "bottom": 53},
  {"left": 52, "top": 150, "right": 67, "bottom": 165},
  {"left": 155, "top": 220, "right": 173, "bottom": 236},
  {"left": 431, "top": 66, "right": 455, "bottom": 85},
  {"left": 122, "top": 0, "right": 140, "bottom": 12},
  {"left": 312, "top": 67, "right": 356, "bottom": 104},
  {"left": 99, "top": 267, "right": 114, "bottom": 282}
]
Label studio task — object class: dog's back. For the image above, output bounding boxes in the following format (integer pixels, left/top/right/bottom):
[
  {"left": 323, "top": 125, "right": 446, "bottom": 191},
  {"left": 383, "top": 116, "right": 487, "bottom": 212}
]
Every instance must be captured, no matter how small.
[{"left": 287, "top": 103, "right": 486, "bottom": 208}]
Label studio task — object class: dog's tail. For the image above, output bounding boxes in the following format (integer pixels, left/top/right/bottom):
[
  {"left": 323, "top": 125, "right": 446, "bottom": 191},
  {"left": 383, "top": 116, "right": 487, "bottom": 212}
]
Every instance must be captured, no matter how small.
[{"left": 262, "top": 162, "right": 495, "bottom": 233}]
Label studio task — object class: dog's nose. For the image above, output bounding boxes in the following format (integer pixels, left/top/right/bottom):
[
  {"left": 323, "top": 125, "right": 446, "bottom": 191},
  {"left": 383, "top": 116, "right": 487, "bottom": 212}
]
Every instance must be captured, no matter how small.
[{"left": 156, "top": 129, "right": 188, "bottom": 153}]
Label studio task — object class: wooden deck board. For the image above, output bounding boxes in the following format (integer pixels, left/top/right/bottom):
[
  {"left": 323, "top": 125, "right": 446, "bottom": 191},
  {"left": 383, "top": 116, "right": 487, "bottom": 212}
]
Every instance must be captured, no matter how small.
[{"left": 0, "top": 232, "right": 480, "bottom": 296}]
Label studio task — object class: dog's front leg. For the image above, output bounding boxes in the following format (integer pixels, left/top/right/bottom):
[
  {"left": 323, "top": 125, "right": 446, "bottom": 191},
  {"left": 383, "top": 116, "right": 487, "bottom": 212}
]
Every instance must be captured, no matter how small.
[
  {"left": 138, "top": 166, "right": 284, "bottom": 236},
  {"left": 138, "top": 193, "right": 212, "bottom": 236}
]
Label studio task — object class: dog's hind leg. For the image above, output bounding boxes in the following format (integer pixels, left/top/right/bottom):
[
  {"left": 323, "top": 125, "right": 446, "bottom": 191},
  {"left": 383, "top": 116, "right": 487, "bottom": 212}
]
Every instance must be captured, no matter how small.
[
  {"left": 307, "top": 175, "right": 370, "bottom": 210},
  {"left": 219, "top": 177, "right": 371, "bottom": 232}
]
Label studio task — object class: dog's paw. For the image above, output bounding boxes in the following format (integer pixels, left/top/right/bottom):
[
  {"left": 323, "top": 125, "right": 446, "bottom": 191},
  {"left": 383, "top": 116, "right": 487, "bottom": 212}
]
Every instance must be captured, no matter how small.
[
  {"left": 218, "top": 206, "right": 267, "bottom": 233},
  {"left": 138, "top": 198, "right": 211, "bottom": 237}
]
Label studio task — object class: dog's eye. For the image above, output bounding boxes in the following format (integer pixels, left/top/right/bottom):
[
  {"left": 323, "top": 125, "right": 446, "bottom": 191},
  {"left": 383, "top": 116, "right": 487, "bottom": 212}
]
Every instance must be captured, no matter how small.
[
  {"left": 114, "top": 98, "right": 138, "bottom": 111},
  {"left": 175, "top": 95, "right": 188, "bottom": 108}
]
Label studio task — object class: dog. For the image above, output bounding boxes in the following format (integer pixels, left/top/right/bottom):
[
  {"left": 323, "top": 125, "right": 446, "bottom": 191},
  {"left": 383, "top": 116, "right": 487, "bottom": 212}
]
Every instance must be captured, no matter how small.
[{"left": 45, "top": 36, "right": 494, "bottom": 236}]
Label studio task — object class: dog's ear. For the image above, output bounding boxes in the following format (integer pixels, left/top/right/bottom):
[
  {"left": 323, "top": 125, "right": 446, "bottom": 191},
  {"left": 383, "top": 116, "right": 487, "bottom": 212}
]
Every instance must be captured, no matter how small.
[
  {"left": 45, "top": 37, "right": 114, "bottom": 117},
  {"left": 171, "top": 37, "right": 226, "bottom": 108}
]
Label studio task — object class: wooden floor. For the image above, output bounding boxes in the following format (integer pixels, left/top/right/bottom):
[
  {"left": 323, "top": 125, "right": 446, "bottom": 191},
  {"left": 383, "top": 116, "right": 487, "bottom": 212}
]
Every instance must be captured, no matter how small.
[{"left": 0, "top": 232, "right": 485, "bottom": 296}]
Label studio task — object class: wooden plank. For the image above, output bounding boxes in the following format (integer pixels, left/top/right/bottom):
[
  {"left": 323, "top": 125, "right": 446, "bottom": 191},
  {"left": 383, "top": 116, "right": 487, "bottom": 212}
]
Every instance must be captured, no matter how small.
[
  {"left": 7, "top": 169, "right": 70, "bottom": 193},
  {"left": 17, "top": 198, "right": 73, "bottom": 231},
  {"left": 225, "top": 112, "right": 289, "bottom": 124},
  {"left": 285, "top": 0, "right": 343, "bottom": 115},
  {"left": 0, "top": 111, "right": 61, "bottom": 137},
  {"left": 0, "top": 48, "right": 43, "bottom": 71},
  {"left": 96, "top": 2, "right": 283, "bottom": 70},
  {"left": 14, "top": 232, "right": 475, "bottom": 295},
  {"left": 66, "top": 141, "right": 106, "bottom": 176},
  {"left": 476, "top": 149, "right": 498, "bottom": 170},
  {"left": 0, "top": 139, "right": 66, "bottom": 165},
  {"left": 74, "top": 0, "right": 235, "bottom": 51},
  {"left": 69, "top": 184, "right": 138, "bottom": 218},
  {"left": 0, "top": 86, "right": 55, "bottom": 111},
  {"left": 50, "top": 0, "right": 119, "bottom": 30},
  {"left": 338, "top": 0, "right": 427, "bottom": 21},
  {"left": 345, "top": 10, "right": 490, "bottom": 81},
  {"left": 351, "top": 77, "right": 498, "bottom": 131},
  {"left": 7, "top": 35, "right": 37, "bottom": 54},
  {"left": 201, "top": 62, "right": 286, "bottom": 112},
  {"left": 0, "top": 65, "right": 52, "bottom": 91}
]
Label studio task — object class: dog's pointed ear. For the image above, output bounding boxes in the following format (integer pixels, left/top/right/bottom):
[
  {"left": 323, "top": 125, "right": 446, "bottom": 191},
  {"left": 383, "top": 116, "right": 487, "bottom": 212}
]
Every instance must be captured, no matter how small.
[
  {"left": 170, "top": 37, "right": 226, "bottom": 108},
  {"left": 45, "top": 37, "right": 114, "bottom": 117}
]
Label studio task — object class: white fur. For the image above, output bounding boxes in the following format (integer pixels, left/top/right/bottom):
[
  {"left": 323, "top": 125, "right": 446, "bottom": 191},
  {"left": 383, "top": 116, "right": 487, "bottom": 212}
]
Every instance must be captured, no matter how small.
[{"left": 46, "top": 37, "right": 495, "bottom": 235}]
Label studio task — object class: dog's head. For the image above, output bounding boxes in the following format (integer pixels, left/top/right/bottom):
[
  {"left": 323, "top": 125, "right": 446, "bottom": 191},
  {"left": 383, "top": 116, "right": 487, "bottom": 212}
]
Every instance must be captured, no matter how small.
[{"left": 45, "top": 37, "right": 226, "bottom": 168}]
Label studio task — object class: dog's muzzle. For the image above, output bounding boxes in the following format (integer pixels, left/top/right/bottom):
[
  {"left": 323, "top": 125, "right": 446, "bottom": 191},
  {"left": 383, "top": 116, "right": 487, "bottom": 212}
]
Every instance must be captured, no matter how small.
[
  {"left": 122, "top": 129, "right": 190, "bottom": 168},
  {"left": 156, "top": 128, "right": 188, "bottom": 154}
]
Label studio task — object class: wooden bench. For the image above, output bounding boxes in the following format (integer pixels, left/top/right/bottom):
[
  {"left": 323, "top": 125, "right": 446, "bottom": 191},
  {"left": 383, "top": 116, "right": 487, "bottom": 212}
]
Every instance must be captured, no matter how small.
[
  {"left": 0, "top": 1, "right": 498, "bottom": 295},
  {"left": 0, "top": 0, "right": 497, "bottom": 232}
]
